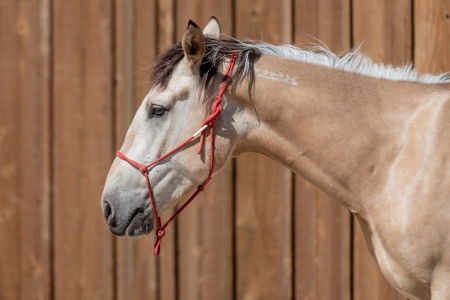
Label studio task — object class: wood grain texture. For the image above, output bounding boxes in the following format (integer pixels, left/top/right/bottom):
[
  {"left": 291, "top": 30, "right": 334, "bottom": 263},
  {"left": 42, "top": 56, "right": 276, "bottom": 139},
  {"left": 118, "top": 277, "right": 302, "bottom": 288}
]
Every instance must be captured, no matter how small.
[
  {"left": 128, "top": 237, "right": 157, "bottom": 300},
  {"left": 294, "top": 1, "right": 352, "bottom": 299},
  {"left": 175, "top": 0, "right": 233, "bottom": 39},
  {"left": 158, "top": 0, "right": 175, "bottom": 53},
  {"left": 0, "top": 0, "right": 51, "bottom": 299},
  {"left": 414, "top": 0, "right": 450, "bottom": 75},
  {"left": 175, "top": 4, "right": 234, "bottom": 300},
  {"left": 52, "top": 0, "right": 114, "bottom": 299},
  {"left": 133, "top": 0, "right": 157, "bottom": 110},
  {"left": 352, "top": 1, "right": 412, "bottom": 299},
  {"left": 294, "top": 182, "right": 351, "bottom": 300},
  {"left": 114, "top": 0, "right": 135, "bottom": 143},
  {"left": 2, "top": 2, "right": 449, "bottom": 299},
  {"left": 295, "top": 0, "right": 350, "bottom": 52},
  {"left": 235, "top": 0, "right": 292, "bottom": 44},
  {"left": 235, "top": 154, "right": 293, "bottom": 300},
  {"left": 353, "top": 0, "right": 412, "bottom": 64}
]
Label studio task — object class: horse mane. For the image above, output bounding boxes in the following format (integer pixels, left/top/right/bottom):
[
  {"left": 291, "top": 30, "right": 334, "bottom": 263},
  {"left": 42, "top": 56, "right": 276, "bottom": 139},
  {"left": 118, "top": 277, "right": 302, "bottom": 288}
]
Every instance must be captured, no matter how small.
[
  {"left": 150, "top": 38, "right": 261, "bottom": 99},
  {"left": 150, "top": 37, "right": 450, "bottom": 96}
]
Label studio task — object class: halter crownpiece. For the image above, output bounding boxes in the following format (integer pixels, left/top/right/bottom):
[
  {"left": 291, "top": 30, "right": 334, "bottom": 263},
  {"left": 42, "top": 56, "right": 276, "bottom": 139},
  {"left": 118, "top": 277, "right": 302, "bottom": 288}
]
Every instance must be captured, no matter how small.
[{"left": 116, "top": 52, "right": 238, "bottom": 255}]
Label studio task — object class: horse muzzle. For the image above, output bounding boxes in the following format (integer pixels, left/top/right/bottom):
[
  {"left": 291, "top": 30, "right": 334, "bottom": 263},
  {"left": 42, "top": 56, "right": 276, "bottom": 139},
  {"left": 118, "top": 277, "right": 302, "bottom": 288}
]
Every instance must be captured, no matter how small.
[{"left": 101, "top": 187, "right": 154, "bottom": 237}]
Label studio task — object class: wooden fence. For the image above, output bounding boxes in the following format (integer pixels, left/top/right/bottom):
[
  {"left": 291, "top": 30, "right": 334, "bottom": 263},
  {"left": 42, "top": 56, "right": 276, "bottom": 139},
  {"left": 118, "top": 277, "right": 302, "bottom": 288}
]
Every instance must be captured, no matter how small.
[{"left": 1, "top": 0, "right": 448, "bottom": 299}]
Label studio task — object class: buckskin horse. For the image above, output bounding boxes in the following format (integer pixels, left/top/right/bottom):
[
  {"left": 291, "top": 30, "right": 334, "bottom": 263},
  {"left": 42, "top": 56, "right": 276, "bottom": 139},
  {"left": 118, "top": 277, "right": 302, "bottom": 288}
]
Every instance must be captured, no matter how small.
[{"left": 101, "top": 17, "right": 450, "bottom": 299}]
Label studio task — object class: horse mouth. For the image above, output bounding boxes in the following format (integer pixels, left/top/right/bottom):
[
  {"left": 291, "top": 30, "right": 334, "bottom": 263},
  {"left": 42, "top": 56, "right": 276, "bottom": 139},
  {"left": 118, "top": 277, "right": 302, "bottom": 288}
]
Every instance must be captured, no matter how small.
[
  {"left": 108, "top": 208, "right": 154, "bottom": 237},
  {"left": 125, "top": 208, "right": 154, "bottom": 237}
]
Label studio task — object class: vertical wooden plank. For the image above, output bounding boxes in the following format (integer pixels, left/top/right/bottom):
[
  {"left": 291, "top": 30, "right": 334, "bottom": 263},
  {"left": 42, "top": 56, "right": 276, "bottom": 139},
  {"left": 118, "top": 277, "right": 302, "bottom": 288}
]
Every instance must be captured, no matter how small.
[
  {"left": 157, "top": 0, "right": 175, "bottom": 53},
  {"left": 352, "top": 1, "right": 412, "bottom": 299},
  {"left": 115, "top": 0, "right": 135, "bottom": 142},
  {"left": 175, "top": 5, "right": 234, "bottom": 300},
  {"left": 295, "top": 181, "right": 350, "bottom": 299},
  {"left": 235, "top": 4, "right": 293, "bottom": 300},
  {"left": 295, "top": 0, "right": 350, "bottom": 51},
  {"left": 0, "top": 0, "right": 51, "bottom": 299},
  {"left": 235, "top": 0, "right": 292, "bottom": 43},
  {"left": 293, "top": 1, "right": 352, "bottom": 299},
  {"left": 114, "top": 1, "right": 161, "bottom": 299},
  {"left": 133, "top": 0, "right": 157, "bottom": 110},
  {"left": 175, "top": 0, "right": 233, "bottom": 36},
  {"left": 353, "top": 0, "right": 412, "bottom": 64},
  {"left": 0, "top": 4, "right": 20, "bottom": 297},
  {"left": 53, "top": 0, "right": 114, "bottom": 299},
  {"left": 128, "top": 237, "right": 158, "bottom": 300},
  {"left": 414, "top": 0, "right": 450, "bottom": 75},
  {"left": 235, "top": 154, "right": 292, "bottom": 300}
]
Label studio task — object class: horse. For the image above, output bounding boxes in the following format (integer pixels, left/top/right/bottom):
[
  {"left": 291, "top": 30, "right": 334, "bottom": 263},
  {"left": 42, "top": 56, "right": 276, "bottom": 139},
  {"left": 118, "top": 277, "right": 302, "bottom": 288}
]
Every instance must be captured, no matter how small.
[{"left": 101, "top": 17, "right": 450, "bottom": 299}]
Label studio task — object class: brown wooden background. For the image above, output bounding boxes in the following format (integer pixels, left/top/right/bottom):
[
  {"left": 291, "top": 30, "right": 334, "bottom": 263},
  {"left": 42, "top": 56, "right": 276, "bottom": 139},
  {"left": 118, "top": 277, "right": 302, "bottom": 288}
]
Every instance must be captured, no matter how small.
[{"left": 1, "top": 0, "right": 449, "bottom": 299}]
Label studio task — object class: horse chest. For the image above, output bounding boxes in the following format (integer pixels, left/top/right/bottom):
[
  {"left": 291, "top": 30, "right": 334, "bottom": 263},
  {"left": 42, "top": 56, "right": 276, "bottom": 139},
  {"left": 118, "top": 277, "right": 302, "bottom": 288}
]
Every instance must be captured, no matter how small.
[{"left": 356, "top": 213, "right": 432, "bottom": 299}]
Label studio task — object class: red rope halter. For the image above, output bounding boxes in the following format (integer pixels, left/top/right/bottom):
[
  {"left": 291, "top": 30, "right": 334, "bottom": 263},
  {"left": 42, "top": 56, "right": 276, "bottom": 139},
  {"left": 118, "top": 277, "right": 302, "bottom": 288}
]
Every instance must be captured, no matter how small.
[{"left": 116, "top": 52, "right": 238, "bottom": 256}]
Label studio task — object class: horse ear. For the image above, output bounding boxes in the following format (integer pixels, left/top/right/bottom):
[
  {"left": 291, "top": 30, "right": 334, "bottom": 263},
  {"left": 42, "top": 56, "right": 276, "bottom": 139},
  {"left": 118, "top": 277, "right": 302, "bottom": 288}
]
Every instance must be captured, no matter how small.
[
  {"left": 203, "top": 16, "right": 221, "bottom": 38},
  {"left": 182, "top": 20, "right": 205, "bottom": 67}
]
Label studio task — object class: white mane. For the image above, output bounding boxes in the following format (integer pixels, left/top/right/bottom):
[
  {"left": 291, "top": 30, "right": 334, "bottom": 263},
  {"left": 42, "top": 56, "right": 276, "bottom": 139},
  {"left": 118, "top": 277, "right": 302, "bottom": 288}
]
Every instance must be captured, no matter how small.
[{"left": 240, "top": 41, "right": 450, "bottom": 84}]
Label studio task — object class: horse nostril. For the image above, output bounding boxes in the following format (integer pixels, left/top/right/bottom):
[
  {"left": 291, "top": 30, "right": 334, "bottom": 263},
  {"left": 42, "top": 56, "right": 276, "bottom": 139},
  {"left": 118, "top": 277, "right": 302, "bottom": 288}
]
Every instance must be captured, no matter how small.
[{"left": 103, "top": 201, "right": 112, "bottom": 222}]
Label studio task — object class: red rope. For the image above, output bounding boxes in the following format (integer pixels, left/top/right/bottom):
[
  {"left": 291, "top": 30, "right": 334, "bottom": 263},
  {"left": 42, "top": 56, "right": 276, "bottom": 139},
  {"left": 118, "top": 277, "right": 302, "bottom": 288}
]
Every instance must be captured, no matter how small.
[{"left": 116, "top": 52, "right": 238, "bottom": 256}]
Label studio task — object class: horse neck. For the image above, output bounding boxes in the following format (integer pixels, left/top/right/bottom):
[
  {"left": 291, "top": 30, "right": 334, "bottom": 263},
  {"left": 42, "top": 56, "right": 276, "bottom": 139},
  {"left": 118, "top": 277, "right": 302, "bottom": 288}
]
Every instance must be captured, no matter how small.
[{"left": 232, "top": 55, "right": 441, "bottom": 212}]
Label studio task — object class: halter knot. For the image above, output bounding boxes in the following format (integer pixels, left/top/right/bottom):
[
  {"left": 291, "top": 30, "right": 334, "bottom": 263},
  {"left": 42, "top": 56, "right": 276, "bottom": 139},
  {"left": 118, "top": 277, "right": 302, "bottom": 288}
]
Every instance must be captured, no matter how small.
[
  {"left": 157, "top": 229, "right": 165, "bottom": 239},
  {"left": 197, "top": 185, "right": 205, "bottom": 191},
  {"left": 212, "top": 97, "right": 222, "bottom": 112},
  {"left": 139, "top": 165, "right": 148, "bottom": 175}
]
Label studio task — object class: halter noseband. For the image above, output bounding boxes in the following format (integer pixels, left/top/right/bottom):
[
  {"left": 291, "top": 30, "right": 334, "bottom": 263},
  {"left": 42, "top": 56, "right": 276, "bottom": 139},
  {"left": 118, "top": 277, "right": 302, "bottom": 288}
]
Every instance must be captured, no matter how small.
[{"left": 116, "top": 52, "right": 238, "bottom": 256}]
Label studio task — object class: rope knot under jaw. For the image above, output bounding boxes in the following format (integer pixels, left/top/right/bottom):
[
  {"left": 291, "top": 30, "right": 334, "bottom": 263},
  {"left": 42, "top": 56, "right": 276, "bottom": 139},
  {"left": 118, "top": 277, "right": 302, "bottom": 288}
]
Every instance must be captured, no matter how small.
[
  {"left": 153, "top": 227, "right": 165, "bottom": 256},
  {"left": 139, "top": 165, "right": 148, "bottom": 175},
  {"left": 197, "top": 185, "right": 205, "bottom": 191},
  {"left": 157, "top": 229, "right": 165, "bottom": 239}
]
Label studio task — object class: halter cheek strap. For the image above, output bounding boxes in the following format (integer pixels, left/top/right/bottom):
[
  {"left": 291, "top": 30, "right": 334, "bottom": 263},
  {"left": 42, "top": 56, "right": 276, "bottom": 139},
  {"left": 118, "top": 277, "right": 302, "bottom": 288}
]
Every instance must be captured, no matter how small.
[{"left": 116, "top": 52, "right": 238, "bottom": 256}]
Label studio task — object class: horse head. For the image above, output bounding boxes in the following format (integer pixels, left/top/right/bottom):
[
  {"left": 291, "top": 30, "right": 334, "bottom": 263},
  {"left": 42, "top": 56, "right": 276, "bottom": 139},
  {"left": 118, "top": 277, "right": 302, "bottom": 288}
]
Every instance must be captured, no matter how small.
[{"left": 101, "top": 17, "right": 254, "bottom": 238}]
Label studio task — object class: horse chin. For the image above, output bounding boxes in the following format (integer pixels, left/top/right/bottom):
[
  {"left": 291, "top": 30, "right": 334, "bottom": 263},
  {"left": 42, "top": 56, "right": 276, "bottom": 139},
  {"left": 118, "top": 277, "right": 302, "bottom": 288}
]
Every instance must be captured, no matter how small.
[{"left": 125, "top": 212, "right": 154, "bottom": 237}]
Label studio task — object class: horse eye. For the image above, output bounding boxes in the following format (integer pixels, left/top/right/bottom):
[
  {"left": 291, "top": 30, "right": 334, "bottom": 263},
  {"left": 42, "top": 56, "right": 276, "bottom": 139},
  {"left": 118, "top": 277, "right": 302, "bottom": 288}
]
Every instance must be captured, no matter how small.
[{"left": 150, "top": 105, "right": 167, "bottom": 118}]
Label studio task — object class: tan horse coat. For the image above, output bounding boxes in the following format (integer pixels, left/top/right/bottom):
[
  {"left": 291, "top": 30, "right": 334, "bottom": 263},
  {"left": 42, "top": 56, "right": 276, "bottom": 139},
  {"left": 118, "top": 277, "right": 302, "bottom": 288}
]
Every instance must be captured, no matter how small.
[
  {"left": 230, "top": 55, "right": 450, "bottom": 299},
  {"left": 102, "top": 18, "right": 450, "bottom": 299}
]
